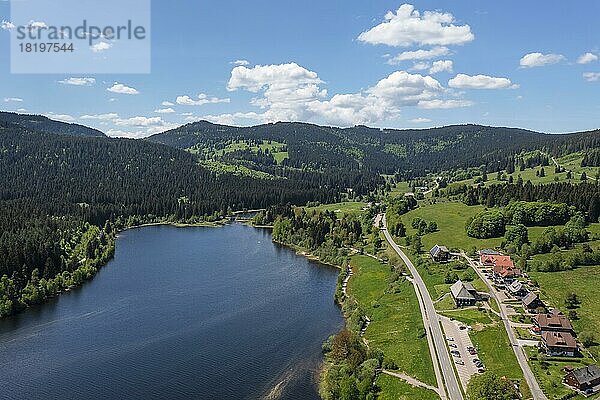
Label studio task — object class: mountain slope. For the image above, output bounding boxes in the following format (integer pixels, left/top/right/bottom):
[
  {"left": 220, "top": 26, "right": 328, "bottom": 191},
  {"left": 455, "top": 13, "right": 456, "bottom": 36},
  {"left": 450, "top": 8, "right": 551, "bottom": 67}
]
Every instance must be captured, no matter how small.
[
  {"left": 0, "top": 111, "right": 105, "bottom": 137},
  {"left": 148, "top": 121, "right": 600, "bottom": 177}
]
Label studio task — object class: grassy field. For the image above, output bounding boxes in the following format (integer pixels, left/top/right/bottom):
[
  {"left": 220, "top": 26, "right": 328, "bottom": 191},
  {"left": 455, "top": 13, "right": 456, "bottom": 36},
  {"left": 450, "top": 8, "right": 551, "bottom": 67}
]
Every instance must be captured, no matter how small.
[
  {"left": 348, "top": 255, "right": 437, "bottom": 387},
  {"left": 199, "top": 160, "right": 278, "bottom": 179},
  {"left": 530, "top": 265, "right": 600, "bottom": 359},
  {"left": 399, "top": 202, "right": 504, "bottom": 251},
  {"left": 470, "top": 323, "right": 531, "bottom": 398},
  {"left": 305, "top": 201, "right": 368, "bottom": 216},
  {"left": 388, "top": 181, "right": 412, "bottom": 197},
  {"left": 375, "top": 374, "right": 439, "bottom": 400},
  {"left": 189, "top": 140, "right": 289, "bottom": 164},
  {"left": 557, "top": 152, "right": 600, "bottom": 180},
  {"left": 442, "top": 154, "right": 599, "bottom": 193},
  {"left": 439, "top": 308, "right": 494, "bottom": 326}
]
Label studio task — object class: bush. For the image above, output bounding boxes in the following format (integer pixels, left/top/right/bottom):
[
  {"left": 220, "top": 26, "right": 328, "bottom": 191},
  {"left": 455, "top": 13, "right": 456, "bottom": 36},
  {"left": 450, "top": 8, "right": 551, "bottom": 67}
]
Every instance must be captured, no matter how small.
[{"left": 466, "top": 210, "right": 505, "bottom": 238}]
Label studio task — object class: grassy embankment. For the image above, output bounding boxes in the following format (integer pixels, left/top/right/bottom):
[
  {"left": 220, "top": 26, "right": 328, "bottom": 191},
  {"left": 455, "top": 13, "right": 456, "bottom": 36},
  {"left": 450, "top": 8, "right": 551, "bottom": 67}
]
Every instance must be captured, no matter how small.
[
  {"left": 292, "top": 202, "right": 441, "bottom": 399},
  {"left": 347, "top": 255, "right": 440, "bottom": 398}
]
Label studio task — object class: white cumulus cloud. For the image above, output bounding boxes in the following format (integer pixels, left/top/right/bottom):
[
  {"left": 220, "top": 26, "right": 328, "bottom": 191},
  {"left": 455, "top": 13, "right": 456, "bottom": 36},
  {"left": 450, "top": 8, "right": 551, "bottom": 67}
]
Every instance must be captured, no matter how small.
[
  {"left": 114, "top": 116, "right": 165, "bottom": 127},
  {"left": 358, "top": 4, "right": 474, "bottom": 47},
  {"left": 583, "top": 72, "right": 600, "bottom": 82},
  {"left": 26, "top": 21, "right": 47, "bottom": 30},
  {"left": 91, "top": 41, "right": 112, "bottom": 53},
  {"left": 417, "top": 99, "right": 474, "bottom": 109},
  {"left": 409, "top": 117, "right": 432, "bottom": 123},
  {"left": 231, "top": 59, "right": 250, "bottom": 66},
  {"left": 577, "top": 52, "right": 598, "bottom": 65},
  {"left": 80, "top": 113, "right": 119, "bottom": 121},
  {"left": 59, "top": 77, "right": 96, "bottom": 86},
  {"left": 519, "top": 52, "right": 566, "bottom": 68},
  {"left": 448, "top": 73, "right": 518, "bottom": 89},
  {"left": 154, "top": 107, "right": 175, "bottom": 114},
  {"left": 387, "top": 46, "right": 450, "bottom": 64},
  {"left": 44, "top": 112, "right": 75, "bottom": 122},
  {"left": 3, "top": 97, "right": 23, "bottom": 102},
  {"left": 430, "top": 60, "right": 453, "bottom": 74},
  {"left": 410, "top": 62, "right": 430, "bottom": 71},
  {"left": 1, "top": 20, "right": 15, "bottom": 30},
  {"left": 176, "top": 94, "right": 230, "bottom": 106},
  {"left": 107, "top": 83, "right": 139, "bottom": 95},
  {"left": 220, "top": 62, "right": 472, "bottom": 126},
  {"left": 161, "top": 101, "right": 174, "bottom": 106}
]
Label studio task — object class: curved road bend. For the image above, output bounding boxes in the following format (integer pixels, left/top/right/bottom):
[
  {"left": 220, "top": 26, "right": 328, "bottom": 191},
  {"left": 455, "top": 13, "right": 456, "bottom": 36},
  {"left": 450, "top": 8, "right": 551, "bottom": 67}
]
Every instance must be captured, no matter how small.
[
  {"left": 461, "top": 254, "right": 548, "bottom": 400},
  {"left": 381, "top": 215, "right": 464, "bottom": 400}
]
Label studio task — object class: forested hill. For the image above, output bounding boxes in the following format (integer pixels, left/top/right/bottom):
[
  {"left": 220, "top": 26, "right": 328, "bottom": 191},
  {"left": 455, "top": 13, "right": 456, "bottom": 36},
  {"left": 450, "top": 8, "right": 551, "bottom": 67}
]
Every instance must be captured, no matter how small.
[
  {"left": 0, "top": 111, "right": 105, "bottom": 137},
  {"left": 148, "top": 121, "right": 600, "bottom": 177},
  {"left": 0, "top": 121, "right": 354, "bottom": 225},
  {"left": 1, "top": 120, "right": 378, "bottom": 315}
]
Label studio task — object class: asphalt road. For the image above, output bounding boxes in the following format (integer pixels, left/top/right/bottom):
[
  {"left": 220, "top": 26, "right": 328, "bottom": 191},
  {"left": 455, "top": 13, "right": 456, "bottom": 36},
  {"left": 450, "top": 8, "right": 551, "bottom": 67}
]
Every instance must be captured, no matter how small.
[
  {"left": 461, "top": 254, "right": 548, "bottom": 400},
  {"left": 382, "top": 215, "right": 464, "bottom": 400}
]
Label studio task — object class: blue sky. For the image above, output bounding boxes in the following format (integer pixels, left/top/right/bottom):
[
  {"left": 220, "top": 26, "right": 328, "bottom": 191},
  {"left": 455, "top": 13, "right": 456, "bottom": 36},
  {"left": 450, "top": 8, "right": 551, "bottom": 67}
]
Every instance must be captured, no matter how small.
[{"left": 1, "top": 0, "right": 599, "bottom": 137}]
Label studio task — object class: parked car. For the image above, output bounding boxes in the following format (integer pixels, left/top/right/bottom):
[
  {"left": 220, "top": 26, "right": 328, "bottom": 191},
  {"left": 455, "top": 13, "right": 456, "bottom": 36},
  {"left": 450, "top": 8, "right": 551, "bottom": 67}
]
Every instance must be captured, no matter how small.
[
  {"left": 455, "top": 359, "right": 464, "bottom": 365},
  {"left": 449, "top": 343, "right": 457, "bottom": 348},
  {"left": 478, "top": 368, "right": 485, "bottom": 373},
  {"left": 446, "top": 336, "right": 454, "bottom": 341}
]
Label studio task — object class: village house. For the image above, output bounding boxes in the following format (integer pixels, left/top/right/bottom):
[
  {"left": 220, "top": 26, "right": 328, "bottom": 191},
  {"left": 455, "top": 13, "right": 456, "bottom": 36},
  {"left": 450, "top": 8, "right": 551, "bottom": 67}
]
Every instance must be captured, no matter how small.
[
  {"left": 430, "top": 245, "right": 451, "bottom": 262},
  {"left": 522, "top": 292, "right": 546, "bottom": 314},
  {"left": 534, "top": 309, "right": 575, "bottom": 334},
  {"left": 541, "top": 331, "right": 578, "bottom": 357},
  {"left": 564, "top": 364, "right": 600, "bottom": 395},
  {"left": 507, "top": 280, "right": 528, "bottom": 298},
  {"left": 479, "top": 251, "right": 522, "bottom": 283},
  {"left": 450, "top": 280, "right": 479, "bottom": 307},
  {"left": 479, "top": 249, "right": 503, "bottom": 266},
  {"left": 492, "top": 258, "right": 521, "bottom": 283}
]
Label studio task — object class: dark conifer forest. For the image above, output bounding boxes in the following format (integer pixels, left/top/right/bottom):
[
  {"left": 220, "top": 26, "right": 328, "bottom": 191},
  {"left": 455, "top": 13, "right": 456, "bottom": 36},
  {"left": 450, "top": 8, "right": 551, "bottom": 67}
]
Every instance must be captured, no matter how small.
[{"left": 1, "top": 112, "right": 600, "bottom": 316}]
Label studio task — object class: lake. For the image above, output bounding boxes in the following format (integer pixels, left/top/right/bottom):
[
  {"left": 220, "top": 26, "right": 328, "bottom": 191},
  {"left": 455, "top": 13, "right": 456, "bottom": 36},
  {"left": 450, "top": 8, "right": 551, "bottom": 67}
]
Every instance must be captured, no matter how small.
[{"left": 0, "top": 224, "right": 344, "bottom": 399}]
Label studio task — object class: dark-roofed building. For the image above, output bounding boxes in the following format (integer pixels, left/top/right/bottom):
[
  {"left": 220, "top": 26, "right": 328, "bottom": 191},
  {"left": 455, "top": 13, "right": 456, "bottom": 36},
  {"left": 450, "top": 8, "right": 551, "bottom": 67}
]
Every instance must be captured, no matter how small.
[
  {"left": 542, "top": 331, "right": 578, "bottom": 356},
  {"left": 534, "top": 309, "right": 575, "bottom": 334},
  {"left": 523, "top": 292, "right": 545, "bottom": 313},
  {"left": 507, "top": 281, "right": 527, "bottom": 298},
  {"left": 450, "top": 280, "right": 479, "bottom": 307},
  {"left": 430, "top": 245, "right": 450, "bottom": 262},
  {"left": 564, "top": 364, "right": 600, "bottom": 394}
]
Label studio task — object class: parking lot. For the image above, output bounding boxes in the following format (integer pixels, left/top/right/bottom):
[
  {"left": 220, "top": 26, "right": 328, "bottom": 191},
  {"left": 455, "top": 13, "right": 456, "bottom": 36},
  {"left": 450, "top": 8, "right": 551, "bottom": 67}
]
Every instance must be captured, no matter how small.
[{"left": 440, "top": 315, "right": 482, "bottom": 389}]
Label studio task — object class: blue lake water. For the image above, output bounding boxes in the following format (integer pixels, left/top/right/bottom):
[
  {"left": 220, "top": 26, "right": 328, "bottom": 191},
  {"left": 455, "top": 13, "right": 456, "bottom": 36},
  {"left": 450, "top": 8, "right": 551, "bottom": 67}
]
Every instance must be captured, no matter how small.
[{"left": 0, "top": 224, "right": 343, "bottom": 399}]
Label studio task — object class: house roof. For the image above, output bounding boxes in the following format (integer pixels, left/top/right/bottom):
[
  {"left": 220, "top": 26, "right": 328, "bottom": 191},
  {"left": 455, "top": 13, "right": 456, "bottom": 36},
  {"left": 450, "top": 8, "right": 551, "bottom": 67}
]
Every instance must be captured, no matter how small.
[
  {"left": 430, "top": 245, "right": 449, "bottom": 257},
  {"left": 542, "top": 331, "right": 577, "bottom": 349},
  {"left": 493, "top": 262, "right": 520, "bottom": 278},
  {"left": 522, "top": 292, "right": 541, "bottom": 307},
  {"left": 569, "top": 365, "right": 600, "bottom": 385},
  {"left": 492, "top": 255, "right": 515, "bottom": 268},
  {"left": 508, "top": 281, "right": 524, "bottom": 293},
  {"left": 450, "top": 280, "right": 476, "bottom": 300},
  {"left": 535, "top": 309, "right": 574, "bottom": 332}
]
